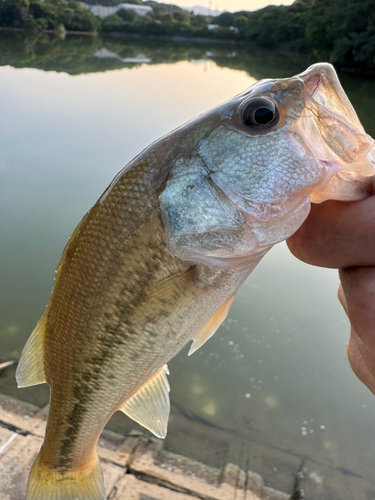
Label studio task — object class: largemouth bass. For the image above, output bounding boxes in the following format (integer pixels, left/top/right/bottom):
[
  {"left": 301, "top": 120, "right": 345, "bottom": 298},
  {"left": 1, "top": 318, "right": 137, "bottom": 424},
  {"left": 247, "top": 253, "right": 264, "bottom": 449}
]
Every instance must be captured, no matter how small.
[{"left": 17, "top": 63, "right": 375, "bottom": 500}]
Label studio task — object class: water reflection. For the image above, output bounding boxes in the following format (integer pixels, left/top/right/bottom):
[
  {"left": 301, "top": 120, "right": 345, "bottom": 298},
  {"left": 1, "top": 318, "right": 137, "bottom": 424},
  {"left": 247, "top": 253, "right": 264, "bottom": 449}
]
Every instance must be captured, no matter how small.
[
  {"left": 0, "top": 31, "right": 314, "bottom": 77},
  {"left": 1, "top": 32, "right": 375, "bottom": 499},
  {"left": 1, "top": 31, "right": 373, "bottom": 138}
]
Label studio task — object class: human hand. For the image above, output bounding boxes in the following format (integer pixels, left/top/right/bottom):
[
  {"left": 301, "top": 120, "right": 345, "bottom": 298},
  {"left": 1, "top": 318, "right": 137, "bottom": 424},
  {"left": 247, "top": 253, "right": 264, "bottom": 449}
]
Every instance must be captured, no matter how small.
[{"left": 287, "top": 196, "right": 375, "bottom": 395}]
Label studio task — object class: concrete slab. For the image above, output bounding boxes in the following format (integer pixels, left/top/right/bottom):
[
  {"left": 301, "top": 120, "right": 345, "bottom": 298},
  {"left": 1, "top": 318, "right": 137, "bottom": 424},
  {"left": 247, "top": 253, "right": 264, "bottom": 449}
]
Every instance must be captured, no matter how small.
[
  {"left": 109, "top": 474, "right": 201, "bottom": 500},
  {"left": 0, "top": 394, "right": 40, "bottom": 436},
  {"left": 129, "top": 435, "right": 289, "bottom": 500},
  {"left": 131, "top": 436, "right": 232, "bottom": 499},
  {"left": 0, "top": 426, "right": 16, "bottom": 452},
  {"left": 0, "top": 433, "right": 43, "bottom": 498},
  {"left": 0, "top": 394, "right": 290, "bottom": 500},
  {"left": 101, "top": 460, "right": 126, "bottom": 496}
]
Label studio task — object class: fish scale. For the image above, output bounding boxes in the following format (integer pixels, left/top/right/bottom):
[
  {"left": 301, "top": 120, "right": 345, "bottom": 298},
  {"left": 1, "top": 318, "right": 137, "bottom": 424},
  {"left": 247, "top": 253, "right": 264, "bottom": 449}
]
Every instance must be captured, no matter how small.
[{"left": 42, "top": 175, "right": 188, "bottom": 469}]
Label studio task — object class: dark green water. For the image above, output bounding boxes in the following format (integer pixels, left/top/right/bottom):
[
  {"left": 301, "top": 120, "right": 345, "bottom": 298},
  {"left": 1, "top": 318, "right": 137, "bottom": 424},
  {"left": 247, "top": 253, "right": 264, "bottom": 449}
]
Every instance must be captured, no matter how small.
[{"left": 1, "top": 31, "right": 375, "bottom": 497}]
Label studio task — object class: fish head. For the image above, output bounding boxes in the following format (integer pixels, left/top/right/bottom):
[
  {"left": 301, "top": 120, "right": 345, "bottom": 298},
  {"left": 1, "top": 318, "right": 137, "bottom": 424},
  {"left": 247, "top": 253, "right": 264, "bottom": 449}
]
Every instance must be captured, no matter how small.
[
  {"left": 196, "top": 74, "right": 317, "bottom": 222},
  {"left": 160, "top": 63, "right": 375, "bottom": 270}
]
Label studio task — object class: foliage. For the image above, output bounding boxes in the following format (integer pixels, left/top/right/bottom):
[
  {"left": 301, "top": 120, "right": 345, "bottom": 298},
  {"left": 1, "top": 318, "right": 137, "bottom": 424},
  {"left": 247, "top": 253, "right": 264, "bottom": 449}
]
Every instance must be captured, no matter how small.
[
  {"left": 0, "top": 0, "right": 101, "bottom": 31},
  {"left": 172, "top": 10, "right": 189, "bottom": 23},
  {"left": 117, "top": 7, "right": 137, "bottom": 22},
  {"left": 241, "top": 0, "right": 311, "bottom": 51},
  {"left": 2, "top": 29, "right": 374, "bottom": 131},
  {"left": 99, "top": 3, "right": 241, "bottom": 40},
  {"left": 214, "top": 12, "right": 234, "bottom": 27},
  {"left": 189, "top": 14, "right": 209, "bottom": 28},
  {"left": 143, "top": 1, "right": 183, "bottom": 13},
  {"left": 80, "top": 0, "right": 142, "bottom": 5},
  {"left": 102, "top": 13, "right": 124, "bottom": 29},
  {"left": 0, "top": 30, "right": 315, "bottom": 77},
  {"left": 0, "top": 0, "right": 374, "bottom": 72},
  {"left": 306, "top": 0, "right": 375, "bottom": 70}
]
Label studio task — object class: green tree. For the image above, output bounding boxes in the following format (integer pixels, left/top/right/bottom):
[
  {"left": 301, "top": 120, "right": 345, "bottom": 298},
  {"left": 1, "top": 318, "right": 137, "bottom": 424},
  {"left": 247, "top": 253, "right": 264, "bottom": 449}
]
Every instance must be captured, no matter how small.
[
  {"left": 214, "top": 12, "right": 234, "bottom": 27},
  {"left": 233, "top": 15, "right": 248, "bottom": 30},
  {"left": 144, "top": 1, "right": 183, "bottom": 14},
  {"left": 242, "top": 1, "right": 310, "bottom": 50},
  {"left": 102, "top": 13, "right": 125, "bottom": 29},
  {"left": 0, "top": 0, "right": 100, "bottom": 31},
  {"left": 0, "top": 0, "right": 30, "bottom": 28},
  {"left": 190, "top": 14, "right": 209, "bottom": 28},
  {"left": 117, "top": 8, "right": 137, "bottom": 22},
  {"left": 306, "top": 0, "right": 375, "bottom": 69},
  {"left": 173, "top": 10, "right": 190, "bottom": 23},
  {"left": 159, "top": 12, "right": 173, "bottom": 24},
  {"left": 61, "top": 4, "right": 100, "bottom": 31}
]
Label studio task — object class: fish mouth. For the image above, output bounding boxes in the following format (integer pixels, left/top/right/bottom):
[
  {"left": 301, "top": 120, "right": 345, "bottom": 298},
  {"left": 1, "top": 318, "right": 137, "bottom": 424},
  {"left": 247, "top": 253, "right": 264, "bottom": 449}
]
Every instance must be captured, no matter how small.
[
  {"left": 292, "top": 63, "right": 375, "bottom": 203},
  {"left": 298, "top": 63, "right": 360, "bottom": 126},
  {"left": 294, "top": 63, "right": 374, "bottom": 167}
]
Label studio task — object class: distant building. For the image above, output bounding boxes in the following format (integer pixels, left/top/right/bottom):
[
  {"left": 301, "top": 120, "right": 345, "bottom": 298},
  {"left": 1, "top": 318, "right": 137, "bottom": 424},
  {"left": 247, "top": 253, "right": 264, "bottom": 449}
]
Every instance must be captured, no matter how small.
[
  {"left": 81, "top": 3, "right": 152, "bottom": 19},
  {"left": 207, "top": 24, "right": 238, "bottom": 32}
]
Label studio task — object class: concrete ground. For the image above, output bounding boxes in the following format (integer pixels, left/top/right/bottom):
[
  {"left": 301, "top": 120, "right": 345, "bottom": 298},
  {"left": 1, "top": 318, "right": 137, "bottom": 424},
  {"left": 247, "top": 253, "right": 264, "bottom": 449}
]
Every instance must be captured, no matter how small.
[{"left": 0, "top": 394, "right": 290, "bottom": 500}]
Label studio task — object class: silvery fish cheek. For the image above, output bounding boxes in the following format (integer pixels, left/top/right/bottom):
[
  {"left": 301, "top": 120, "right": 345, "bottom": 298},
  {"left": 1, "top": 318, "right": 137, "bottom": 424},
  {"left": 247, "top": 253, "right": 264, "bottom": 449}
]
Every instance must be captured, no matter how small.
[
  {"left": 159, "top": 156, "right": 248, "bottom": 264},
  {"left": 160, "top": 123, "right": 323, "bottom": 269}
]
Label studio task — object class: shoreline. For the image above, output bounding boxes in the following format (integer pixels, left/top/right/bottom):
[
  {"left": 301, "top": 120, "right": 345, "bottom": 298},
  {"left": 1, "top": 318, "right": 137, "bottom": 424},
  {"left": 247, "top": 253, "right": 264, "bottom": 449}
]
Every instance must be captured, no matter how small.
[{"left": 0, "top": 26, "right": 286, "bottom": 49}]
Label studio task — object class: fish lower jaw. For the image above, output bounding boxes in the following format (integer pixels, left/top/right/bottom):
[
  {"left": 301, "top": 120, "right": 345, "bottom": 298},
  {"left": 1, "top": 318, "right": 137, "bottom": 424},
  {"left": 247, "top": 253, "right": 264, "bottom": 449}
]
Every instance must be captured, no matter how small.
[{"left": 310, "top": 150, "right": 375, "bottom": 203}]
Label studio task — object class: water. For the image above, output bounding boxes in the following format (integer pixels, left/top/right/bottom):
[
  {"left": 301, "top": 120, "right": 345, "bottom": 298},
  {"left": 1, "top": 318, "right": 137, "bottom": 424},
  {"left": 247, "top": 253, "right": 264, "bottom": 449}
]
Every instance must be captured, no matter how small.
[{"left": 1, "top": 32, "right": 375, "bottom": 497}]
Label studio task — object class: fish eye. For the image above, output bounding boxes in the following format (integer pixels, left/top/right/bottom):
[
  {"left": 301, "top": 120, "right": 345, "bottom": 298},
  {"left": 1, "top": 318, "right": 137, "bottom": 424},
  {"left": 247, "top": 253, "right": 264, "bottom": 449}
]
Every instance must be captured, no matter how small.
[{"left": 242, "top": 98, "right": 279, "bottom": 129}]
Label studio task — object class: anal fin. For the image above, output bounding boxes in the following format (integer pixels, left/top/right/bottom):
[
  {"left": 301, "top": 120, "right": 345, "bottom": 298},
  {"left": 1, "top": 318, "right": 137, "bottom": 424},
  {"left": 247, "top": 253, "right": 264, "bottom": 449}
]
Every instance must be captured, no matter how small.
[
  {"left": 188, "top": 295, "right": 236, "bottom": 356},
  {"left": 16, "top": 315, "right": 47, "bottom": 388},
  {"left": 120, "top": 365, "right": 170, "bottom": 439}
]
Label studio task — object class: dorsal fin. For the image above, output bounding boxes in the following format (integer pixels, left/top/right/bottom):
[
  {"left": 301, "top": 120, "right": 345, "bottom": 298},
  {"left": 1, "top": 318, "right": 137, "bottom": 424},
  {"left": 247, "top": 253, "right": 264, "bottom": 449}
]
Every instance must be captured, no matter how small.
[
  {"left": 188, "top": 295, "right": 236, "bottom": 356},
  {"left": 16, "top": 315, "right": 47, "bottom": 388},
  {"left": 120, "top": 365, "right": 170, "bottom": 438}
]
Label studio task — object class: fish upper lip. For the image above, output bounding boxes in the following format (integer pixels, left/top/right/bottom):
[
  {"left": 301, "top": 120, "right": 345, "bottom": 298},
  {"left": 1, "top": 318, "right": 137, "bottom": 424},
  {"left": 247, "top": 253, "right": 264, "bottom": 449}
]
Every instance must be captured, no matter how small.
[
  {"left": 298, "top": 72, "right": 322, "bottom": 100},
  {"left": 307, "top": 76, "right": 321, "bottom": 99},
  {"left": 297, "top": 63, "right": 335, "bottom": 100}
]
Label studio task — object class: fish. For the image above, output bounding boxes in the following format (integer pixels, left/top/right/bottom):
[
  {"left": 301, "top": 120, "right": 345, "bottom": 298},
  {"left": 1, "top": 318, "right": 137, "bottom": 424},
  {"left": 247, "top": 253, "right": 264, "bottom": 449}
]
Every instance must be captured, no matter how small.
[{"left": 16, "top": 63, "right": 375, "bottom": 500}]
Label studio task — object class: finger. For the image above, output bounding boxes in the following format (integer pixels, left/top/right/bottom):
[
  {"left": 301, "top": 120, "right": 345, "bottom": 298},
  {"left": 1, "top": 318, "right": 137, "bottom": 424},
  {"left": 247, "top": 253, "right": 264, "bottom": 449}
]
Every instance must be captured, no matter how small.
[
  {"left": 338, "top": 269, "right": 375, "bottom": 395},
  {"left": 337, "top": 284, "right": 348, "bottom": 315},
  {"left": 339, "top": 267, "right": 375, "bottom": 352},
  {"left": 347, "top": 327, "right": 375, "bottom": 396},
  {"left": 287, "top": 196, "right": 375, "bottom": 268}
]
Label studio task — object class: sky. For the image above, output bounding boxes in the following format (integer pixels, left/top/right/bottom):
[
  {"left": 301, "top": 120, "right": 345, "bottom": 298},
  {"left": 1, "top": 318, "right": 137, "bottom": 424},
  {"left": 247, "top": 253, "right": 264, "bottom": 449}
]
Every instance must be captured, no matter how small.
[{"left": 175, "top": 0, "right": 295, "bottom": 13}]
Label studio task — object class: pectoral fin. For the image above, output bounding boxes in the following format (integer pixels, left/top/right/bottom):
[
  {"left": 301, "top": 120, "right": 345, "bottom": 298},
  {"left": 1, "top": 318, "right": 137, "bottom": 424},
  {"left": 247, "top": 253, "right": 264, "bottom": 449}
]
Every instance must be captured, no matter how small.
[
  {"left": 16, "top": 315, "right": 47, "bottom": 388},
  {"left": 120, "top": 365, "right": 170, "bottom": 438},
  {"left": 188, "top": 295, "right": 236, "bottom": 356}
]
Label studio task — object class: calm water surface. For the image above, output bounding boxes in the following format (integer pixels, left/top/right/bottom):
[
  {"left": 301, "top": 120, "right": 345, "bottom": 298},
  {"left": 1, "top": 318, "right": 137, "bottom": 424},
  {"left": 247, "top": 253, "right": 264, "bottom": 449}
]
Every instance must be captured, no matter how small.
[{"left": 1, "top": 32, "right": 375, "bottom": 496}]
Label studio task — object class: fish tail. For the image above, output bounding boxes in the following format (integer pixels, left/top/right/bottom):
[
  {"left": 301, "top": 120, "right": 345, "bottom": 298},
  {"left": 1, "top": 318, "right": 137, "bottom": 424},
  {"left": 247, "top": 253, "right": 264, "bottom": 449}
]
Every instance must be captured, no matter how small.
[{"left": 26, "top": 450, "right": 106, "bottom": 500}]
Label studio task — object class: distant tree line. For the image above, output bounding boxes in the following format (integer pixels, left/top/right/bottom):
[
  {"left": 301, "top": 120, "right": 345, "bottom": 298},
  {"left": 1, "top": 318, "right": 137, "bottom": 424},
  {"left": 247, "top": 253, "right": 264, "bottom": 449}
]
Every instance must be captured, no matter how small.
[
  {"left": 0, "top": 0, "right": 100, "bottom": 32},
  {"left": 0, "top": 0, "right": 374, "bottom": 71}
]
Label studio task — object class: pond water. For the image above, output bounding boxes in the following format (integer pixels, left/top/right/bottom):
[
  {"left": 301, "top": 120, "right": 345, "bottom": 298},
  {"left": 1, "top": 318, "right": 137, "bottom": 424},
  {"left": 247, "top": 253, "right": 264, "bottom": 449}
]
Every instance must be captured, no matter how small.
[{"left": 1, "top": 32, "right": 375, "bottom": 498}]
